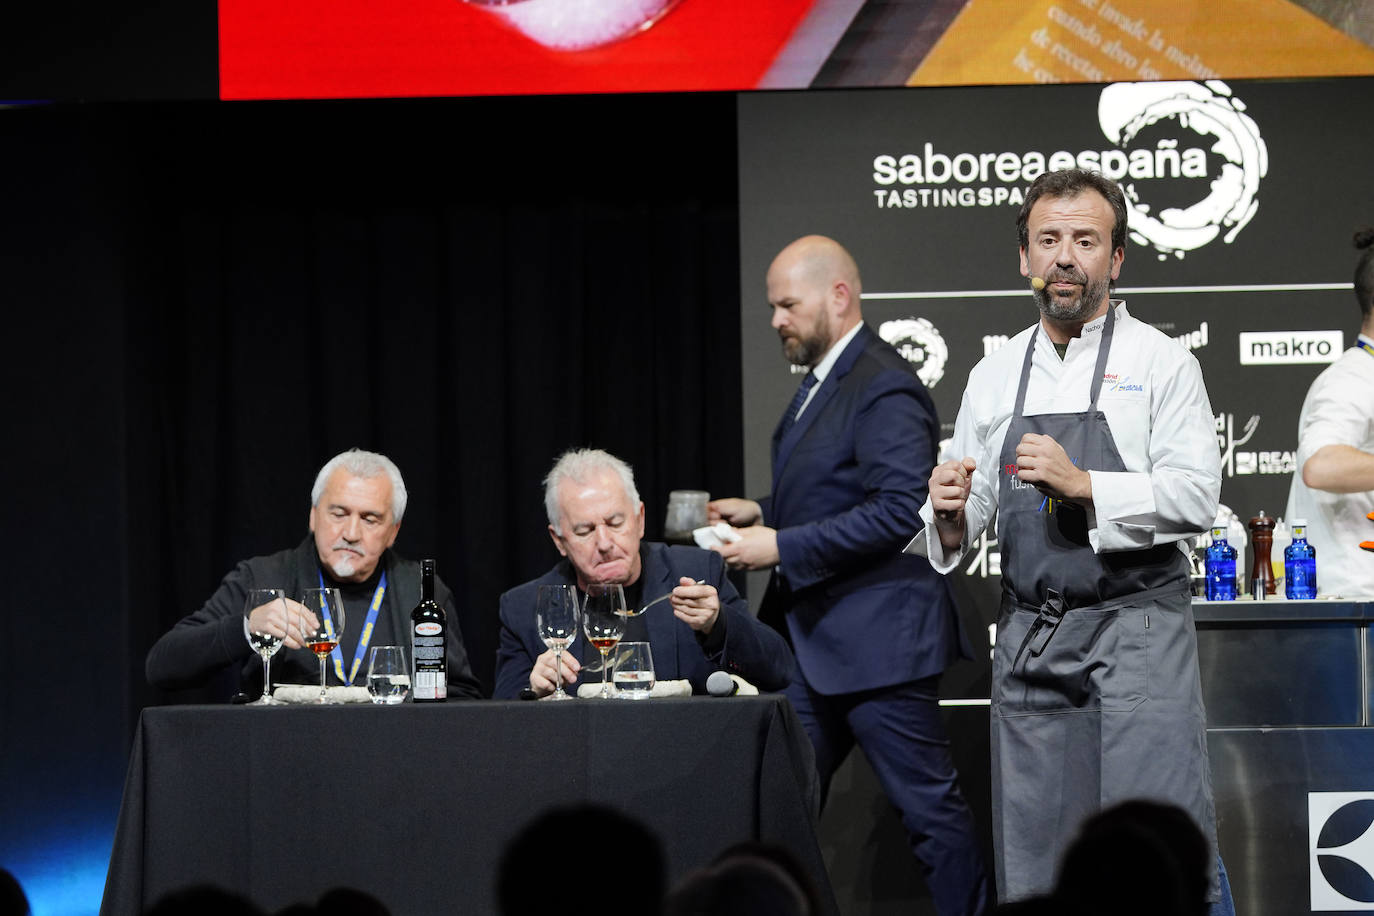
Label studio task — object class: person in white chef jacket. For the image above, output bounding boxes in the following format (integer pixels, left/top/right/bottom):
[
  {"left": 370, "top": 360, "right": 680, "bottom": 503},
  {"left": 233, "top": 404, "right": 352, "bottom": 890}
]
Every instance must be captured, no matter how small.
[
  {"left": 1285, "top": 226, "right": 1374, "bottom": 598},
  {"left": 907, "top": 168, "right": 1235, "bottom": 914}
]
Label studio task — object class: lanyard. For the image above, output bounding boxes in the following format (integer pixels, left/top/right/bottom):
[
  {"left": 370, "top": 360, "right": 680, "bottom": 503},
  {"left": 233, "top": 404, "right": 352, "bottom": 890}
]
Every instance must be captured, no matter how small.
[
  {"left": 1358, "top": 337, "right": 1374, "bottom": 358},
  {"left": 317, "top": 569, "right": 387, "bottom": 686}
]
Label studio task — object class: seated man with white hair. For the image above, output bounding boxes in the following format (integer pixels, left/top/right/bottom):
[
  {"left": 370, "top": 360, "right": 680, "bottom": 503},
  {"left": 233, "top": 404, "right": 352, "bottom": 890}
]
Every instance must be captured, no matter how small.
[
  {"left": 494, "top": 448, "right": 794, "bottom": 698},
  {"left": 146, "top": 448, "right": 482, "bottom": 699}
]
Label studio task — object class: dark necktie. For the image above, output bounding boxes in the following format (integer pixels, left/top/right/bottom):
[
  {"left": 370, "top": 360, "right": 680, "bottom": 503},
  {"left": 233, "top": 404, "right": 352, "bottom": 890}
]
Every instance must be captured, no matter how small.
[{"left": 780, "top": 372, "right": 817, "bottom": 439}]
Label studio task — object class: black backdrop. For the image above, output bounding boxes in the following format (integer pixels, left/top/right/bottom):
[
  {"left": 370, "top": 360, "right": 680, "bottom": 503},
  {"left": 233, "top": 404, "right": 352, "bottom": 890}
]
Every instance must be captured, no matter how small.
[{"left": 1, "top": 92, "right": 746, "bottom": 907}]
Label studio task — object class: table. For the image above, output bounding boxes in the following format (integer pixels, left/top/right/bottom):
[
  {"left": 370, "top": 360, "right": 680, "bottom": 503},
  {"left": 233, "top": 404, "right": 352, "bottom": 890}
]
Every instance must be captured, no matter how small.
[
  {"left": 99, "top": 696, "right": 836, "bottom": 916},
  {"left": 1194, "top": 598, "right": 1374, "bottom": 916}
]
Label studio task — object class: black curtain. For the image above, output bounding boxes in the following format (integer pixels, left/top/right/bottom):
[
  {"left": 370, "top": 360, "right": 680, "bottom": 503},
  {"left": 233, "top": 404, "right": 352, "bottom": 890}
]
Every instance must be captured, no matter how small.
[{"left": 5, "top": 90, "right": 745, "bottom": 735}]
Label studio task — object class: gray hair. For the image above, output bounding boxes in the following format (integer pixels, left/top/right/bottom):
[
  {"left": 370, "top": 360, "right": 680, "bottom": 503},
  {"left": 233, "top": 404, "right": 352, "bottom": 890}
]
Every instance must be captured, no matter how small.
[
  {"left": 543, "top": 448, "right": 641, "bottom": 535},
  {"left": 311, "top": 448, "right": 408, "bottom": 522}
]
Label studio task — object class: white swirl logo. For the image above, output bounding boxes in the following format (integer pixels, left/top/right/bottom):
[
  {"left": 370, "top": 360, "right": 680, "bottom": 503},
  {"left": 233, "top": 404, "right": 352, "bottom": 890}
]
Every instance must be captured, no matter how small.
[
  {"left": 879, "top": 317, "right": 947, "bottom": 388},
  {"left": 1098, "top": 80, "right": 1268, "bottom": 260}
]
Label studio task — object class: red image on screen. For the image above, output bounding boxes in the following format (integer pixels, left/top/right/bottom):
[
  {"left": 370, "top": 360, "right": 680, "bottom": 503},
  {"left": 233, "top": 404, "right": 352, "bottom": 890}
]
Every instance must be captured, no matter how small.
[{"left": 219, "top": 0, "right": 819, "bottom": 100}]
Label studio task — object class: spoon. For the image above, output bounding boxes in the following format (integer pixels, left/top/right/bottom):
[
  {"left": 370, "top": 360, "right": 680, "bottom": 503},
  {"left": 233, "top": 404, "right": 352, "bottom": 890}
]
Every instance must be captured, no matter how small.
[{"left": 581, "top": 579, "right": 706, "bottom": 673}]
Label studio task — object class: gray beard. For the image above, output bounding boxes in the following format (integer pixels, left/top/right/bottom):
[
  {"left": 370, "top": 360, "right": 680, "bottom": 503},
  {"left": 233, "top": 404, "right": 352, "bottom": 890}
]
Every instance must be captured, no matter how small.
[
  {"left": 1035, "top": 274, "right": 1112, "bottom": 323},
  {"left": 329, "top": 556, "right": 357, "bottom": 579}
]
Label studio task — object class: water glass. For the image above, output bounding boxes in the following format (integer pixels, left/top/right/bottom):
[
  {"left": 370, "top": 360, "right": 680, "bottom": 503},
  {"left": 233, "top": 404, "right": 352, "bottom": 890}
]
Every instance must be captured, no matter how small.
[
  {"left": 367, "top": 645, "right": 410, "bottom": 705},
  {"left": 612, "top": 642, "right": 655, "bottom": 699},
  {"left": 664, "top": 489, "right": 709, "bottom": 544}
]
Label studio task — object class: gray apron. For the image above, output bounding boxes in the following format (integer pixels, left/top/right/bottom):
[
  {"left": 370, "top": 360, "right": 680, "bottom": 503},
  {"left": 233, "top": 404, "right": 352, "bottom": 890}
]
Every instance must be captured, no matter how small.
[{"left": 992, "top": 306, "right": 1218, "bottom": 902}]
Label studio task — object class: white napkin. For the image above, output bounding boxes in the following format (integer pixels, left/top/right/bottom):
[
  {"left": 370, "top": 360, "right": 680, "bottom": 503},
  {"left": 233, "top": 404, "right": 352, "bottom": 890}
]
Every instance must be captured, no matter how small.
[
  {"left": 727, "top": 674, "right": 759, "bottom": 696},
  {"left": 693, "top": 522, "right": 742, "bottom": 550},
  {"left": 271, "top": 685, "right": 373, "bottom": 704},
  {"left": 574, "top": 678, "right": 692, "bottom": 699}
]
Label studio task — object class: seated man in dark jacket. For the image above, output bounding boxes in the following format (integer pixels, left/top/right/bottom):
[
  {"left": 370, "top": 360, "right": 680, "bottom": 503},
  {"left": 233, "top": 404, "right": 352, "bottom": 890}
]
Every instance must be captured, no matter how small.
[
  {"left": 494, "top": 448, "right": 793, "bottom": 698},
  {"left": 146, "top": 448, "right": 482, "bottom": 699}
]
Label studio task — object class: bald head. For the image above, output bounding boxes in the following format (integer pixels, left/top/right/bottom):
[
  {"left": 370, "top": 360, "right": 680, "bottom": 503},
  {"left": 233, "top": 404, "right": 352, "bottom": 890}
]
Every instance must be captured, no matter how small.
[
  {"left": 767, "top": 235, "right": 863, "bottom": 368},
  {"left": 771, "top": 235, "right": 862, "bottom": 300}
]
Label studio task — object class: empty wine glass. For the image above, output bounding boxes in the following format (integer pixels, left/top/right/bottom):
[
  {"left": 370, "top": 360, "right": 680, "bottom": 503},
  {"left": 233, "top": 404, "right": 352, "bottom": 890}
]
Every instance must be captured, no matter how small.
[
  {"left": 300, "top": 587, "right": 345, "bottom": 704},
  {"left": 367, "top": 645, "right": 410, "bottom": 705},
  {"left": 536, "top": 584, "right": 580, "bottom": 701},
  {"left": 582, "top": 583, "right": 625, "bottom": 699},
  {"left": 242, "top": 588, "right": 289, "bottom": 706}
]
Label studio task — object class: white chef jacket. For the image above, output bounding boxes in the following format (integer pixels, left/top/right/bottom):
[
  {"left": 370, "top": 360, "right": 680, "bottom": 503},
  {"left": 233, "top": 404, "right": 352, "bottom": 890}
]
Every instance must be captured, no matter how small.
[
  {"left": 909, "top": 301, "right": 1221, "bottom": 573},
  {"left": 1284, "top": 337, "right": 1374, "bottom": 598}
]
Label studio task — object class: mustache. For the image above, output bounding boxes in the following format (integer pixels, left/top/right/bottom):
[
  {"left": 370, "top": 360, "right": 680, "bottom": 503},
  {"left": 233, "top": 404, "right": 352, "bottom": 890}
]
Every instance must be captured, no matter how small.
[
  {"left": 330, "top": 540, "right": 365, "bottom": 556},
  {"left": 1046, "top": 268, "right": 1088, "bottom": 285}
]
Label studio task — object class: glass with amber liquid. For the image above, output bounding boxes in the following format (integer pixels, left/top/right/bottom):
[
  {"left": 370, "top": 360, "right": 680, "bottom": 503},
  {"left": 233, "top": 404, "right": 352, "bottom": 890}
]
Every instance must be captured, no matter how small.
[
  {"left": 582, "top": 584, "right": 625, "bottom": 699},
  {"left": 301, "top": 587, "right": 345, "bottom": 704}
]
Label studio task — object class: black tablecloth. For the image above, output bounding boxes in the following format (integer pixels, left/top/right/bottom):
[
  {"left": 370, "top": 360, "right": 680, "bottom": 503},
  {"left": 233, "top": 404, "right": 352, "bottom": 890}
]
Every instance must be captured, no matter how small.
[{"left": 99, "top": 696, "right": 835, "bottom": 915}]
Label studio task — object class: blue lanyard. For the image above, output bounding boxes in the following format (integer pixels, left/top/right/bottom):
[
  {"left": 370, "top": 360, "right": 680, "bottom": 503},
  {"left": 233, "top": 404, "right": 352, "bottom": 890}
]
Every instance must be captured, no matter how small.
[
  {"left": 1358, "top": 337, "right": 1374, "bottom": 358},
  {"left": 317, "top": 569, "right": 387, "bottom": 686}
]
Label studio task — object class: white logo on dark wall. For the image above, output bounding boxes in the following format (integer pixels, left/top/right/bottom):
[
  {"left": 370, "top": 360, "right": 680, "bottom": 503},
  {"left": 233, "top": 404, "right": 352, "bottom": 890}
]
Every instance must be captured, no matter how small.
[
  {"left": 871, "top": 80, "right": 1268, "bottom": 263},
  {"left": 1310, "top": 792, "right": 1374, "bottom": 910},
  {"left": 1099, "top": 81, "right": 1268, "bottom": 260},
  {"left": 879, "top": 318, "right": 948, "bottom": 388},
  {"left": 1239, "top": 330, "right": 1343, "bottom": 365}
]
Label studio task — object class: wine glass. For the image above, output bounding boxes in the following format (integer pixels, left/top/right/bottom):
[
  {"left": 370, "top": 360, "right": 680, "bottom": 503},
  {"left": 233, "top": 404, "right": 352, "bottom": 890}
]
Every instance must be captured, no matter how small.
[
  {"left": 242, "top": 588, "right": 289, "bottom": 706},
  {"left": 536, "top": 584, "right": 580, "bottom": 701},
  {"left": 582, "top": 584, "right": 625, "bottom": 699},
  {"left": 300, "top": 587, "right": 345, "bottom": 704}
]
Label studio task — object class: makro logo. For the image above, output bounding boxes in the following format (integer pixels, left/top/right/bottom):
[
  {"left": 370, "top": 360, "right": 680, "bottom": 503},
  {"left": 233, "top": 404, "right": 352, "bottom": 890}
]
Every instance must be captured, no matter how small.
[
  {"left": 871, "top": 81, "right": 1268, "bottom": 264},
  {"left": 1099, "top": 81, "right": 1267, "bottom": 260},
  {"left": 1309, "top": 792, "right": 1374, "bottom": 910},
  {"left": 1240, "top": 330, "right": 1343, "bottom": 365},
  {"left": 878, "top": 317, "right": 947, "bottom": 388}
]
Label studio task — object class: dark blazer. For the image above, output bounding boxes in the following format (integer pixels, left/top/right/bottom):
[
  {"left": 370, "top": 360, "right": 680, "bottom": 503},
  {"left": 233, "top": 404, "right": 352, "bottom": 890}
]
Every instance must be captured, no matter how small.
[
  {"left": 761, "top": 323, "right": 971, "bottom": 694},
  {"left": 146, "top": 536, "right": 484, "bottom": 698},
  {"left": 493, "top": 542, "right": 794, "bottom": 699}
]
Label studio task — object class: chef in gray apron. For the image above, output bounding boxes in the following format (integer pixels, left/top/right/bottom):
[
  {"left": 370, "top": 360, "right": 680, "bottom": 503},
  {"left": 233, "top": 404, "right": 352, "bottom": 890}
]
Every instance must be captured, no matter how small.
[
  {"left": 910, "top": 168, "right": 1231, "bottom": 912},
  {"left": 992, "top": 304, "right": 1219, "bottom": 903}
]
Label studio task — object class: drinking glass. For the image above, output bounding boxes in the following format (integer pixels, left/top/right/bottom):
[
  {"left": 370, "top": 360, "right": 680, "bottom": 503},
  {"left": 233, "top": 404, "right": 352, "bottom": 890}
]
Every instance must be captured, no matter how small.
[
  {"left": 242, "top": 588, "right": 289, "bottom": 706},
  {"left": 536, "top": 584, "right": 580, "bottom": 701},
  {"left": 663, "top": 489, "right": 709, "bottom": 545},
  {"left": 300, "top": 587, "right": 345, "bottom": 704},
  {"left": 367, "top": 646, "right": 410, "bottom": 705},
  {"left": 612, "top": 642, "right": 655, "bottom": 699},
  {"left": 582, "top": 584, "right": 626, "bottom": 699}
]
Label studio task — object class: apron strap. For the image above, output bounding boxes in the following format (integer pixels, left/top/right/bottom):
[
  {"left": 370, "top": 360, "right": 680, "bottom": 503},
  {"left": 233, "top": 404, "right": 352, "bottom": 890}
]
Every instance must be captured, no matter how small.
[
  {"left": 1012, "top": 326, "right": 1039, "bottom": 420},
  {"left": 1087, "top": 304, "right": 1116, "bottom": 411},
  {"left": 1010, "top": 588, "right": 1068, "bottom": 673}
]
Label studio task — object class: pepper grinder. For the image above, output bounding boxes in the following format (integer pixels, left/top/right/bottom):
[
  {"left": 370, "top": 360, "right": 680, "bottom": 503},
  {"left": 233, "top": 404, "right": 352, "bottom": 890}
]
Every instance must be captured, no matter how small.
[{"left": 1248, "top": 511, "right": 1276, "bottom": 597}]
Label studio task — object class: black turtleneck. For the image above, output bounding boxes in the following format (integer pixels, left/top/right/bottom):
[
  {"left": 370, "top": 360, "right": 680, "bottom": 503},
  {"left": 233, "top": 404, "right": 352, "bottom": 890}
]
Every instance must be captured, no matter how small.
[{"left": 320, "top": 561, "right": 387, "bottom": 683}]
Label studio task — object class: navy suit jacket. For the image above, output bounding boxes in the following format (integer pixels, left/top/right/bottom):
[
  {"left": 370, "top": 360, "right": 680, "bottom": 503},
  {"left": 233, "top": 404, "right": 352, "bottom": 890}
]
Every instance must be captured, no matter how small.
[
  {"left": 760, "top": 323, "right": 971, "bottom": 694},
  {"left": 494, "top": 542, "right": 794, "bottom": 699}
]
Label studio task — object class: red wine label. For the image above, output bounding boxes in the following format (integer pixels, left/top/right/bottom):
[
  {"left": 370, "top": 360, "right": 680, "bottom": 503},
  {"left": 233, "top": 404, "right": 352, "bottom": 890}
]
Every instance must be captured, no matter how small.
[{"left": 414, "top": 622, "right": 442, "bottom": 636}]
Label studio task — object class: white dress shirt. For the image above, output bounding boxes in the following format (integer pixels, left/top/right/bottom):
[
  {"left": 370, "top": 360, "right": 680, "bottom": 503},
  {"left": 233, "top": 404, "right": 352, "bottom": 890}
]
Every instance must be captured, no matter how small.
[
  {"left": 1284, "top": 337, "right": 1374, "bottom": 598},
  {"left": 909, "top": 301, "right": 1221, "bottom": 573},
  {"left": 794, "top": 320, "right": 864, "bottom": 419}
]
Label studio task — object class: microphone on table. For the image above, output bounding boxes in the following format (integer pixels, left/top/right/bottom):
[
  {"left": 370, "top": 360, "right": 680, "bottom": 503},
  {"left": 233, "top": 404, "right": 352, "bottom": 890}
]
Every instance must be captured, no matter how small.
[{"left": 706, "top": 670, "right": 739, "bottom": 697}]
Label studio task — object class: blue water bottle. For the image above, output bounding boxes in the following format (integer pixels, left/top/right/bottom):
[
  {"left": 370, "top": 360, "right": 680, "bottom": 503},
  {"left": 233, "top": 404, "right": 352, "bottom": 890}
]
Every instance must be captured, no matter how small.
[
  {"left": 1205, "top": 526, "right": 1238, "bottom": 601},
  {"left": 1285, "top": 519, "right": 1318, "bottom": 599}
]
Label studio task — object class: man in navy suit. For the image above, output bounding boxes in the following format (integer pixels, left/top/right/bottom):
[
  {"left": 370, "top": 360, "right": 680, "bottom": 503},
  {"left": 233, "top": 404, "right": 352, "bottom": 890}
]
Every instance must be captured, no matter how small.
[
  {"left": 493, "top": 448, "right": 793, "bottom": 699},
  {"left": 711, "top": 236, "right": 988, "bottom": 915}
]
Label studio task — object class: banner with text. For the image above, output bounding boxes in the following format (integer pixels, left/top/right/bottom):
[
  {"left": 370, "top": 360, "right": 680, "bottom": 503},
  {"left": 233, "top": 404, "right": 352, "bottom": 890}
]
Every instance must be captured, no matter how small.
[{"left": 738, "top": 77, "right": 1374, "bottom": 696}]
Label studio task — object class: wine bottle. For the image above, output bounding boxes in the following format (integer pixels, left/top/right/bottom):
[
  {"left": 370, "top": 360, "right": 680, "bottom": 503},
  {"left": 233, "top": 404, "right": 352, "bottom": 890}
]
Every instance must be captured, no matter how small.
[{"left": 410, "top": 559, "right": 447, "bottom": 702}]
